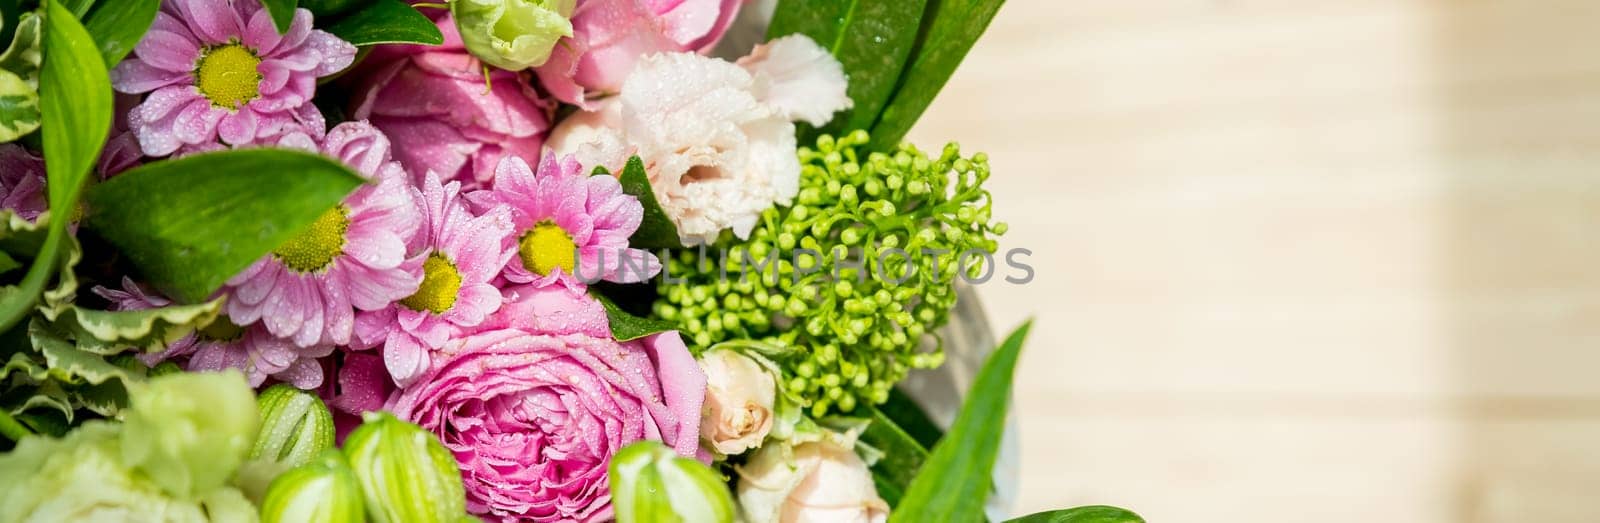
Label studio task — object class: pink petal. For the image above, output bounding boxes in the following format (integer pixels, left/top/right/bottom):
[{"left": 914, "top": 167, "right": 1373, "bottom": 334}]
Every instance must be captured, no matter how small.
[
  {"left": 111, "top": 59, "right": 189, "bottom": 94},
  {"left": 172, "top": 99, "right": 224, "bottom": 145},
  {"left": 217, "top": 109, "right": 259, "bottom": 145}
]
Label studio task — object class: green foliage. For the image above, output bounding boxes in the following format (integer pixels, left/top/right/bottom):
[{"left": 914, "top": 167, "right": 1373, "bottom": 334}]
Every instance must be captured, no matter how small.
[
  {"left": 889, "top": 320, "right": 1028, "bottom": 521},
  {"left": 82, "top": 0, "right": 161, "bottom": 67},
  {"left": 323, "top": 0, "right": 444, "bottom": 47},
  {"left": 0, "top": 10, "right": 40, "bottom": 143},
  {"left": 767, "top": 0, "right": 927, "bottom": 139},
  {"left": 84, "top": 148, "right": 365, "bottom": 303},
  {"left": 0, "top": 0, "right": 109, "bottom": 336},
  {"left": 616, "top": 155, "right": 683, "bottom": 249},
  {"left": 870, "top": 0, "right": 1006, "bottom": 150},
  {"left": 1005, "top": 506, "right": 1146, "bottom": 523},
  {"left": 262, "top": 0, "right": 299, "bottom": 34},
  {"left": 596, "top": 291, "right": 675, "bottom": 342},
  {"left": 859, "top": 404, "right": 927, "bottom": 507},
  {"left": 655, "top": 131, "right": 1006, "bottom": 415}
]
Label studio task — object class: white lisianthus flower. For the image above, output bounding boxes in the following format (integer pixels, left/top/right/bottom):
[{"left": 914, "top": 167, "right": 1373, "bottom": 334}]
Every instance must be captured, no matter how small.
[
  {"left": 736, "top": 439, "right": 889, "bottom": 523},
  {"left": 546, "top": 35, "right": 851, "bottom": 245}
]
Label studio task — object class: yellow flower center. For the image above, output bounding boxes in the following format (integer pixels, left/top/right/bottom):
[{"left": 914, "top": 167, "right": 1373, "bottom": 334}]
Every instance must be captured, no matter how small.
[
  {"left": 273, "top": 206, "right": 349, "bottom": 273},
  {"left": 518, "top": 221, "right": 576, "bottom": 276},
  {"left": 400, "top": 252, "right": 463, "bottom": 314},
  {"left": 197, "top": 316, "right": 245, "bottom": 342},
  {"left": 194, "top": 44, "right": 262, "bottom": 110}
]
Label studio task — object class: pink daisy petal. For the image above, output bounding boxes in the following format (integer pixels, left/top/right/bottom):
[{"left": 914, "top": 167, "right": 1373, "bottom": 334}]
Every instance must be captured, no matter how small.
[{"left": 217, "top": 109, "right": 259, "bottom": 145}]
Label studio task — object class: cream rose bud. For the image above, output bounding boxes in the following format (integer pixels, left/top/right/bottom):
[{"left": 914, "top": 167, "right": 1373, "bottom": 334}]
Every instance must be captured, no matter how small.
[
  {"left": 699, "top": 349, "right": 777, "bottom": 455},
  {"left": 736, "top": 440, "right": 889, "bottom": 523}
]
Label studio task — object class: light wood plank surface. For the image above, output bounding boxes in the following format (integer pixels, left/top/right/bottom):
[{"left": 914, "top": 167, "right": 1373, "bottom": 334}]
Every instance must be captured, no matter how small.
[{"left": 907, "top": 2, "right": 1600, "bottom": 521}]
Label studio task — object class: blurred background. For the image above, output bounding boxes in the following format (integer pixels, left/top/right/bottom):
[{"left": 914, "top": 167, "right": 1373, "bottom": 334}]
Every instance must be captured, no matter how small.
[{"left": 907, "top": 1, "right": 1600, "bottom": 521}]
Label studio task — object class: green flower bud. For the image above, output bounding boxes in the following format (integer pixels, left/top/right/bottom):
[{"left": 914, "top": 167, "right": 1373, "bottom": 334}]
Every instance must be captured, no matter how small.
[
  {"left": 261, "top": 450, "right": 365, "bottom": 523},
  {"left": 344, "top": 412, "right": 467, "bottom": 523},
  {"left": 452, "top": 0, "right": 575, "bottom": 71},
  {"left": 252, "top": 384, "right": 336, "bottom": 470},
  {"left": 609, "top": 441, "right": 735, "bottom": 523}
]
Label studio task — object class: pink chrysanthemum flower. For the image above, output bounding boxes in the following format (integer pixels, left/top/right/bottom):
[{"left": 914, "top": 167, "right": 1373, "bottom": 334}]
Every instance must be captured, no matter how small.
[
  {"left": 466, "top": 154, "right": 659, "bottom": 291},
  {"left": 94, "top": 277, "right": 332, "bottom": 388},
  {"left": 111, "top": 0, "right": 356, "bottom": 156},
  {"left": 351, "top": 172, "right": 515, "bottom": 388},
  {"left": 225, "top": 121, "right": 424, "bottom": 348}
]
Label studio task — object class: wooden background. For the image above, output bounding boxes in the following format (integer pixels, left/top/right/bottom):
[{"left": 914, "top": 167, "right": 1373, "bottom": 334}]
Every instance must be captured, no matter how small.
[{"left": 907, "top": 1, "right": 1600, "bottom": 521}]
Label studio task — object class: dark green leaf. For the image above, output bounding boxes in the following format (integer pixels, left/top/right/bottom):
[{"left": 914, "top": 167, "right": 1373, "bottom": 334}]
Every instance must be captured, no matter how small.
[
  {"left": 1005, "top": 506, "right": 1146, "bottom": 523},
  {"left": 261, "top": 0, "right": 298, "bottom": 34},
  {"left": 323, "top": 0, "right": 443, "bottom": 46},
  {"left": 0, "top": 250, "right": 19, "bottom": 274},
  {"left": 595, "top": 292, "right": 675, "bottom": 342},
  {"left": 617, "top": 156, "right": 682, "bottom": 249},
  {"left": 768, "top": 0, "right": 927, "bottom": 138},
  {"left": 62, "top": 0, "right": 94, "bottom": 19},
  {"left": 0, "top": 1, "right": 112, "bottom": 333},
  {"left": 83, "top": 0, "right": 160, "bottom": 67},
  {"left": 878, "top": 386, "right": 944, "bottom": 449},
  {"left": 84, "top": 149, "right": 365, "bottom": 303},
  {"left": 889, "top": 319, "right": 1031, "bottom": 522},
  {"left": 869, "top": 0, "right": 1005, "bottom": 150},
  {"left": 860, "top": 404, "right": 928, "bottom": 507},
  {"left": 301, "top": 0, "right": 373, "bottom": 18}
]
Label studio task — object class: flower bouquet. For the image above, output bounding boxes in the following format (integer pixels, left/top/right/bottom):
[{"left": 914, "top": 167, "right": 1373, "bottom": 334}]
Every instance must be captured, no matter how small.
[{"left": 0, "top": 0, "right": 1141, "bottom": 521}]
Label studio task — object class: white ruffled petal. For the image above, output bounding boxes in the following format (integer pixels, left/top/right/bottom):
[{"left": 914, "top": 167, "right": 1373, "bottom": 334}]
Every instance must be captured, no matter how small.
[{"left": 738, "top": 34, "right": 853, "bottom": 127}]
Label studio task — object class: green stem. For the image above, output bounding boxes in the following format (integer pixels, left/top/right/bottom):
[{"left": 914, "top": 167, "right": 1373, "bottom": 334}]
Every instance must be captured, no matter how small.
[{"left": 0, "top": 408, "right": 33, "bottom": 441}]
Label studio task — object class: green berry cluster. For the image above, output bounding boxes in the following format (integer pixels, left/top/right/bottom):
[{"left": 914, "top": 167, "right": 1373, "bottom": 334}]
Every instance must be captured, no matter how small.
[{"left": 654, "top": 131, "right": 1006, "bottom": 416}]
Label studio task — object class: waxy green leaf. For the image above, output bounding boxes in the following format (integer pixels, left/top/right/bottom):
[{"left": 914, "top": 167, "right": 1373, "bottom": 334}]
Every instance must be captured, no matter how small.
[
  {"left": 596, "top": 292, "right": 676, "bottom": 342},
  {"left": 0, "top": 10, "right": 41, "bottom": 142},
  {"left": 869, "top": 0, "right": 1006, "bottom": 150},
  {"left": 324, "top": 0, "right": 443, "bottom": 46},
  {"left": 83, "top": 0, "right": 161, "bottom": 67},
  {"left": 1005, "top": 506, "right": 1146, "bottom": 523},
  {"left": 262, "top": 0, "right": 298, "bottom": 34},
  {"left": 860, "top": 404, "right": 928, "bottom": 507},
  {"left": 0, "top": 1, "right": 111, "bottom": 333},
  {"left": 768, "top": 0, "right": 927, "bottom": 138},
  {"left": 615, "top": 156, "right": 683, "bottom": 249},
  {"left": 85, "top": 149, "right": 365, "bottom": 303},
  {"left": 889, "top": 319, "right": 1030, "bottom": 521}
]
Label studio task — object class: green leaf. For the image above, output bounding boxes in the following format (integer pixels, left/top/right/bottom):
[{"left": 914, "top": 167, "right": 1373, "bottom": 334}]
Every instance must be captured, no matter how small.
[
  {"left": 869, "top": 0, "right": 1005, "bottom": 150},
  {"left": 28, "top": 319, "right": 140, "bottom": 387},
  {"left": 889, "top": 319, "right": 1031, "bottom": 522},
  {"left": 616, "top": 156, "right": 682, "bottom": 249},
  {"left": 0, "top": 68, "right": 36, "bottom": 142},
  {"left": 323, "top": 0, "right": 443, "bottom": 46},
  {"left": 82, "top": 0, "right": 160, "bottom": 67},
  {"left": 1005, "top": 506, "right": 1146, "bottom": 523},
  {"left": 595, "top": 292, "right": 675, "bottom": 342},
  {"left": 261, "top": 0, "right": 298, "bottom": 34},
  {"left": 84, "top": 148, "right": 366, "bottom": 303},
  {"left": 859, "top": 404, "right": 928, "bottom": 507},
  {"left": 0, "top": 0, "right": 111, "bottom": 333},
  {"left": 62, "top": 0, "right": 95, "bottom": 19},
  {"left": 0, "top": 10, "right": 41, "bottom": 143},
  {"left": 767, "top": 0, "right": 927, "bottom": 138},
  {"left": 48, "top": 298, "right": 223, "bottom": 355},
  {"left": 878, "top": 386, "right": 944, "bottom": 449}
]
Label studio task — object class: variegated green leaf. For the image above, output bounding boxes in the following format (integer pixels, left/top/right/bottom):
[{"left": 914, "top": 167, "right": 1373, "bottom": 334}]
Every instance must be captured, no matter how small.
[
  {"left": 48, "top": 297, "right": 222, "bottom": 355},
  {"left": 28, "top": 319, "right": 140, "bottom": 386},
  {"left": 0, "top": 68, "right": 38, "bottom": 142},
  {"left": 0, "top": 11, "right": 41, "bottom": 84}
]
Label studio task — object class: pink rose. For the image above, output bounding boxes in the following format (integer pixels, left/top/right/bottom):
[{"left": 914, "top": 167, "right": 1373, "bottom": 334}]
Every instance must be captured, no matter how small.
[
  {"left": 534, "top": 0, "right": 744, "bottom": 107},
  {"left": 350, "top": 13, "right": 550, "bottom": 190},
  {"left": 387, "top": 286, "right": 706, "bottom": 522}
]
